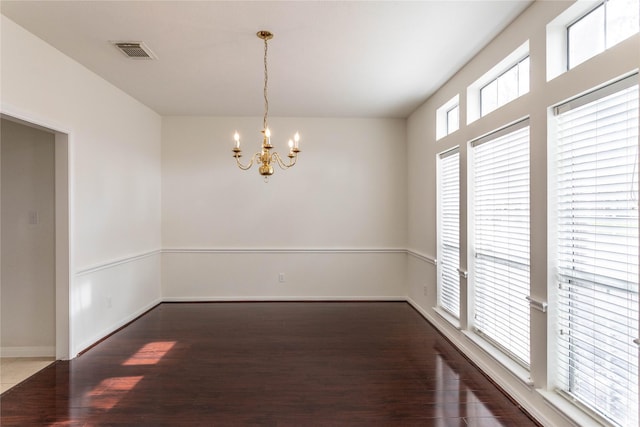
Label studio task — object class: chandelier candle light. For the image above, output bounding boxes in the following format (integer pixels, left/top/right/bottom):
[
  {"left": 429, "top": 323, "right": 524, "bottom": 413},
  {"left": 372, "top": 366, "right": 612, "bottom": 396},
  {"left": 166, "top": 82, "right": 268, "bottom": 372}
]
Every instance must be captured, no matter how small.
[{"left": 232, "top": 30, "right": 300, "bottom": 182}]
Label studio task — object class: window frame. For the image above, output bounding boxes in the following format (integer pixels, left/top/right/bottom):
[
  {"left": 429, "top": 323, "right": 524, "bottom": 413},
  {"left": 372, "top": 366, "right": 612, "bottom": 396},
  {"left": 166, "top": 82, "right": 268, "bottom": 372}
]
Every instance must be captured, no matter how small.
[
  {"left": 436, "top": 95, "right": 460, "bottom": 140},
  {"left": 566, "top": 2, "right": 603, "bottom": 69},
  {"left": 547, "top": 0, "right": 639, "bottom": 80},
  {"left": 479, "top": 56, "right": 530, "bottom": 117},
  {"left": 469, "top": 118, "right": 532, "bottom": 368},
  {"left": 445, "top": 104, "right": 460, "bottom": 135},
  {"left": 467, "top": 41, "right": 529, "bottom": 124},
  {"left": 550, "top": 74, "right": 639, "bottom": 427},
  {"left": 437, "top": 146, "right": 461, "bottom": 320}
]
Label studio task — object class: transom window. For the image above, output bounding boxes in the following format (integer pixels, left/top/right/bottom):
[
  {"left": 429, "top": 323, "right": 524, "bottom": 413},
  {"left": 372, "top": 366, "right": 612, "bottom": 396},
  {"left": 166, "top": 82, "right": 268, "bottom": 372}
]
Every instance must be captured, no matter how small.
[
  {"left": 446, "top": 105, "right": 460, "bottom": 135},
  {"left": 436, "top": 95, "right": 460, "bottom": 140},
  {"left": 568, "top": 0, "right": 640, "bottom": 69},
  {"left": 480, "top": 57, "right": 530, "bottom": 117}
]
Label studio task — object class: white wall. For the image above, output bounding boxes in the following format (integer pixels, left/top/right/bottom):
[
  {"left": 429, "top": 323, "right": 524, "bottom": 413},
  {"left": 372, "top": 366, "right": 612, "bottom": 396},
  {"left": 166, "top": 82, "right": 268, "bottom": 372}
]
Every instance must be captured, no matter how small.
[
  {"left": 407, "top": 1, "right": 639, "bottom": 426},
  {"left": 162, "top": 116, "right": 407, "bottom": 299},
  {"left": 7, "top": 10, "right": 636, "bottom": 426},
  {"left": 1, "top": 16, "right": 163, "bottom": 357},
  {"left": 1, "top": 119, "right": 55, "bottom": 356}
]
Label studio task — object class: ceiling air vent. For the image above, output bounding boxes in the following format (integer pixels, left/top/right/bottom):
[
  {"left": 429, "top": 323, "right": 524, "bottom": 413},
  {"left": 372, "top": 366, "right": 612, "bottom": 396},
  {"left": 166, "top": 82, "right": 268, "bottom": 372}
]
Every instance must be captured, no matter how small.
[{"left": 112, "top": 41, "right": 157, "bottom": 59}]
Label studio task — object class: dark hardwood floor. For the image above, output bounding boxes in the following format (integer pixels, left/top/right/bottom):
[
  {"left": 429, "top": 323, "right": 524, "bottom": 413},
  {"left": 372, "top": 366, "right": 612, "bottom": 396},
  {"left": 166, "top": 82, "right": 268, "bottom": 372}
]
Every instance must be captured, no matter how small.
[{"left": 1, "top": 302, "right": 539, "bottom": 426}]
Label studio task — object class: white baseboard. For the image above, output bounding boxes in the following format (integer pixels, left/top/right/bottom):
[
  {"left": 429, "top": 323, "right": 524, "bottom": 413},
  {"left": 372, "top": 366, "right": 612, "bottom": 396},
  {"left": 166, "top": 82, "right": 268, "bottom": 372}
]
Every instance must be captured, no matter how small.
[
  {"left": 162, "top": 296, "right": 406, "bottom": 302},
  {"left": 406, "top": 297, "right": 568, "bottom": 427},
  {"left": 1, "top": 346, "right": 55, "bottom": 357},
  {"left": 74, "top": 297, "right": 162, "bottom": 356}
]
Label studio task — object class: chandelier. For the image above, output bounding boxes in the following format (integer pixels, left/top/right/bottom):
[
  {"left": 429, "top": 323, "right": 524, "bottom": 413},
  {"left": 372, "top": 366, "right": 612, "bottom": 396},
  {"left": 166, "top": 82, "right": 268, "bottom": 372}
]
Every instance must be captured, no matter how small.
[{"left": 232, "top": 30, "right": 300, "bottom": 182}]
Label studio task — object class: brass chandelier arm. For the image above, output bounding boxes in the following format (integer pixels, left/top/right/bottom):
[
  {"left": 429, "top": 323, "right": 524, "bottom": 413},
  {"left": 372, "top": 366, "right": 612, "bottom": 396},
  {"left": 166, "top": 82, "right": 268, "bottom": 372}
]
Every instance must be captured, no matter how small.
[
  {"left": 272, "top": 152, "right": 298, "bottom": 170},
  {"left": 231, "top": 31, "right": 301, "bottom": 181},
  {"left": 234, "top": 152, "right": 258, "bottom": 170}
]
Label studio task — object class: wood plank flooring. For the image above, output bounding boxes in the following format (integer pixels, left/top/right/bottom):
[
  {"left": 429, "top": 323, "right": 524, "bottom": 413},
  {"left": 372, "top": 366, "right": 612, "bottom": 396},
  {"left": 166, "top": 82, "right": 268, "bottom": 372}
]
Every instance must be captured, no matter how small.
[{"left": 0, "top": 302, "right": 539, "bottom": 426}]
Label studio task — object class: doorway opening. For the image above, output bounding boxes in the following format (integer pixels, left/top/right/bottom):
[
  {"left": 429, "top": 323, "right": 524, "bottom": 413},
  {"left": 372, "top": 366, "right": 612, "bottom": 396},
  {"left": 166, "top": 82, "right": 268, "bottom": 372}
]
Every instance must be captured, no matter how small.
[{"left": 0, "top": 114, "right": 70, "bottom": 370}]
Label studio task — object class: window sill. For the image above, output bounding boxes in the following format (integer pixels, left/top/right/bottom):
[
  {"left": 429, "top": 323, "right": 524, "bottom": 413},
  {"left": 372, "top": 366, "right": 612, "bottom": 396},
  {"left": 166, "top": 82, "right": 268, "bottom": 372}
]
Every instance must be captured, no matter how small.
[
  {"left": 433, "top": 306, "right": 461, "bottom": 330},
  {"left": 538, "top": 389, "right": 613, "bottom": 427},
  {"left": 462, "top": 330, "right": 534, "bottom": 388}
]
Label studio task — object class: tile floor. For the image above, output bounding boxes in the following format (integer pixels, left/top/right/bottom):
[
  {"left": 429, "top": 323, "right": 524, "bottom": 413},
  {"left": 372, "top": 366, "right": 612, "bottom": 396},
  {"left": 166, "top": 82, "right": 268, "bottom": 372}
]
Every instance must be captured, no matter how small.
[{"left": 0, "top": 357, "right": 55, "bottom": 394}]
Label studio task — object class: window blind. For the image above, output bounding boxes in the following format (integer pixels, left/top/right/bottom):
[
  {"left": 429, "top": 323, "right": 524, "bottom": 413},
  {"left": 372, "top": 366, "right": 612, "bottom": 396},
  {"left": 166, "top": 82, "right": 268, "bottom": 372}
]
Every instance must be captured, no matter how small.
[
  {"left": 554, "top": 75, "right": 639, "bottom": 427},
  {"left": 472, "top": 121, "right": 530, "bottom": 366},
  {"left": 438, "top": 148, "right": 460, "bottom": 318}
]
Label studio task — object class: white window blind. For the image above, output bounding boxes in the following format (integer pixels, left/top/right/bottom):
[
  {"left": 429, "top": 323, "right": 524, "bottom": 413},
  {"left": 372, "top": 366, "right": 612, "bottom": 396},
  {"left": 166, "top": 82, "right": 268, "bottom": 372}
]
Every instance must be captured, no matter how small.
[
  {"left": 438, "top": 148, "right": 460, "bottom": 318},
  {"left": 554, "top": 75, "right": 639, "bottom": 427},
  {"left": 472, "top": 120, "right": 530, "bottom": 366}
]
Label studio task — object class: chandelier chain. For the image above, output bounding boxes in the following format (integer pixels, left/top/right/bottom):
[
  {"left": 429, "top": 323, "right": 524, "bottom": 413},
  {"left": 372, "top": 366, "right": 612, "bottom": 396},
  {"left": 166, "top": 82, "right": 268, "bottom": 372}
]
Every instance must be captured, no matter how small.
[
  {"left": 263, "top": 37, "right": 269, "bottom": 130},
  {"left": 232, "top": 30, "right": 300, "bottom": 180}
]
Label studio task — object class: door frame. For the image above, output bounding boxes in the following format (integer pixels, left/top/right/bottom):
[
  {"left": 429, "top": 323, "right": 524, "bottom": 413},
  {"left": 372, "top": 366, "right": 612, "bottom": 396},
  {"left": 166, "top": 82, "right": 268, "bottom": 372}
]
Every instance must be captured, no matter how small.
[{"left": 1, "top": 110, "right": 72, "bottom": 360}]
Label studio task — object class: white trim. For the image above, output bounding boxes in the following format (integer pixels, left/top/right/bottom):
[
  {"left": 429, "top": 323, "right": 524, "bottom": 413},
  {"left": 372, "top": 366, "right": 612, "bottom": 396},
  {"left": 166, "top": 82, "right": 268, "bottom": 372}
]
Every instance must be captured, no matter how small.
[
  {"left": 162, "top": 248, "right": 406, "bottom": 255},
  {"left": 77, "top": 249, "right": 416, "bottom": 276},
  {"left": 74, "top": 297, "right": 162, "bottom": 357},
  {"left": 162, "top": 296, "right": 406, "bottom": 302},
  {"left": 462, "top": 329, "right": 534, "bottom": 387},
  {"left": 433, "top": 306, "right": 461, "bottom": 330},
  {"left": 0, "top": 103, "right": 72, "bottom": 137},
  {"left": 539, "top": 389, "right": 609, "bottom": 427},
  {"left": 0, "top": 106, "right": 74, "bottom": 360},
  {"left": 406, "top": 250, "right": 437, "bottom": 265},
  {"left": 407, "top": 298, "right": 552, "bottom": 426},
  {"left": 0, "top": 346, "right": 56, "bottom": 358},
  {"left": 75, "top": 249, "right": 161, "bottom": 276}
]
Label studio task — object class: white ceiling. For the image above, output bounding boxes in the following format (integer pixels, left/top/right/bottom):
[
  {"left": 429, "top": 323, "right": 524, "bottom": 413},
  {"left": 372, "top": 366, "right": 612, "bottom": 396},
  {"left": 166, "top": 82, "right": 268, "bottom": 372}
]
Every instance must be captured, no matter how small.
[{"left": 1, "top": 1, "right": 532, "bottom": 118}]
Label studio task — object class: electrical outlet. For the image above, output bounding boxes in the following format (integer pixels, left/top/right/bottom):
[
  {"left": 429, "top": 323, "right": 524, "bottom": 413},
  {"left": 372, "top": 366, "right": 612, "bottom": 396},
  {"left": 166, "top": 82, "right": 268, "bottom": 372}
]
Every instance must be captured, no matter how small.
[
  {"left": 279, "top": 273, "right": 285, "bottom": 283},
  {"left": 423, "top": 285, "right": 428, "bottom": 296},
  {"left": 28, "top": 210, "right": 39, "bottom": 225}
]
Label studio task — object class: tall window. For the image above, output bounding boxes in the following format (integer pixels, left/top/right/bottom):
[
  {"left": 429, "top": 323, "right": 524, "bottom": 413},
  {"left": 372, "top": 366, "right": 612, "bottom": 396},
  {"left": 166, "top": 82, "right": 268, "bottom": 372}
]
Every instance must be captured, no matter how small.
[
  {"left": 480, "top": 57, "right": 530, "bottom": 117},
  {"left": 553, "top": 75, "right": 639, "bottom": 427},
  {"left": 472, "top": 120, "right": 530, "bottom": 366},
  {"left": 568, "top": 0, "right": 640, "bottom": 69},
  {"left": 438, "top": 148, "right": 460, "bottom": 318}
]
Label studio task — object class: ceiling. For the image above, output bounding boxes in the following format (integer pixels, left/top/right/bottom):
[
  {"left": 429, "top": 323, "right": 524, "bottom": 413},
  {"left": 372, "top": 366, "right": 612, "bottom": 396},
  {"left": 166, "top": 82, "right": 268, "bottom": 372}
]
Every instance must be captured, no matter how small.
[{"left": 1, "top": 1, "right": 532, "bottom": 118}]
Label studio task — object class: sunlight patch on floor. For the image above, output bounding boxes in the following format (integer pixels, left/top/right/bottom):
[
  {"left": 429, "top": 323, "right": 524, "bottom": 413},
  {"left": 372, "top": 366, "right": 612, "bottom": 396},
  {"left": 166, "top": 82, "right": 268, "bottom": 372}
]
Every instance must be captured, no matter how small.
[
  {"left": 122, "top": 341, "right": 176, "bottom": 366},
  {"left": 87, "top": 376, "right": 144, "bottom": 410}
]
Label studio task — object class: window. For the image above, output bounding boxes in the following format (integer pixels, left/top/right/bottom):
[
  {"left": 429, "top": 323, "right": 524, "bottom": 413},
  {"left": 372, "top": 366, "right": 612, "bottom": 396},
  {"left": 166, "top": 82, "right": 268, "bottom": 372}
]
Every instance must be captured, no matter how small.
[
  {"left": 553, "top": 75, "right": 639, "bottom": 427},
  {"left": 480, "top": 57, "right": 530, "bottom": 117},
  {"left": 438, "top": 148, "right": 460, "bottom": 318},
  {"left": 446, "top": 105, "right": 460, "bottom": 135},
  {"left": 568, "top": 0, "right": 640, "bottom": 69},
  {"left": 471, "top": 120, "right": 530, "bottom": 366},
  {"left": 468, "top": 41, "right": 529, "bottom": 123},
  {"left": 436, "top": 95, "right": 460, "bottom": 140}
]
